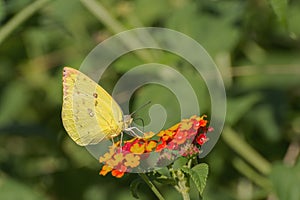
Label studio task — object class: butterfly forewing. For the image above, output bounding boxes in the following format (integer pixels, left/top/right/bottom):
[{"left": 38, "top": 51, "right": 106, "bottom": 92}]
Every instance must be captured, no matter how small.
[{"left": 62, "top": 67, "right": 124, "bottom": 146}]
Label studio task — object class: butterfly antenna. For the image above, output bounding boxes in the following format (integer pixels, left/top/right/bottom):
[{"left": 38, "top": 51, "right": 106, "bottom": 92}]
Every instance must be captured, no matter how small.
[
  {"left": 130, "top": 101, "right": 151, "bottom": 117},
  {"left": 134, "top": 117, "right": 145, "bottom": 132}
]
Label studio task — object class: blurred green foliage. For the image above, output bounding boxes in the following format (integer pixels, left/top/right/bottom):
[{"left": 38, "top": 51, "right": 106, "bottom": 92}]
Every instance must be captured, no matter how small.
[{"left": 1, "top": 0, "right": 300, "bottom": 199}]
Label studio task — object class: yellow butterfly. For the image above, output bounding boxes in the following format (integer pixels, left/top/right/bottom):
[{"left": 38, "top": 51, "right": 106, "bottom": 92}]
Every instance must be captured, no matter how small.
[{"left": 61, "top": 67, "right": 136, "bottom": 146}]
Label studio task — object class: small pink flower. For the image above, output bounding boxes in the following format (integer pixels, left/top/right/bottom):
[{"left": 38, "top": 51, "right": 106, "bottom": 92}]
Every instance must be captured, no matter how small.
[
  {"left": 196, "top": 134, "right": 208, "bottom": 145},
  {"left": 173, "top": 131, "right": 188, "bottom": 145}
]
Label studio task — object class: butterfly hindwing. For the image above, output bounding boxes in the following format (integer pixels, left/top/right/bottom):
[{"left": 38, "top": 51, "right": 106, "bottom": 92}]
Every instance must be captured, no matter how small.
[{"left": 62, "top": 67, "right": 124, "bottom": 146}]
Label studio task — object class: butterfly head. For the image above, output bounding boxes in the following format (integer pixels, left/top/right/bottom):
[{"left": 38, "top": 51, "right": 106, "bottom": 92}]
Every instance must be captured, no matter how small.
[{"left": 123, "top": 115, "right": 133, "bottom": 129}]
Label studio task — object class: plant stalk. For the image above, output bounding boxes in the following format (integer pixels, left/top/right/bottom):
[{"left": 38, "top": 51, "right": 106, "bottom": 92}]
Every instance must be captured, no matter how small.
[
  {"left": 174, "top": 170, "right": 190, "bottom": 200},
  {"left": 139, "top": 173, "right": 165, "bottom": 200}
]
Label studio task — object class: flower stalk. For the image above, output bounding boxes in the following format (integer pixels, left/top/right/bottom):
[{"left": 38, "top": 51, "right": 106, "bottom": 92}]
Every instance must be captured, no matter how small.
[
  {"left": 139, "top": 173, "right": 165, "bottom": 200},
  {"left": 174, "top": 170, "right": 190, "bottom": 200}
]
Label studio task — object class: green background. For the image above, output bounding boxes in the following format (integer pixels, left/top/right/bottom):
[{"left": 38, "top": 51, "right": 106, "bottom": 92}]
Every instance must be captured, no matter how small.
[{"left": 1, "top": 0, "right": 300, "bottom": 199}]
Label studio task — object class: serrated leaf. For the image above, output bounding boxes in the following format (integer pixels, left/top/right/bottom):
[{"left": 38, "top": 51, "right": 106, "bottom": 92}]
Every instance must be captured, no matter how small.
[
  {"left": 130, "top": 178, "right": 144, "bottom": 199},
  {"left": 182, "top": 163, "right": 209, "bottom": 195},
  {"left": 180, "top": 166, "right": 191, "bottom": 174},
  {"left": 172, "top": 157, "right": 188, "bottom": 170}
]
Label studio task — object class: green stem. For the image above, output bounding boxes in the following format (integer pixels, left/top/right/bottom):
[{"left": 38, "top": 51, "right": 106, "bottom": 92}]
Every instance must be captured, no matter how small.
[
  {"left": 139, "top": 173, "right": 165, "bottom": 200},
  {"left": 174, "top": 170, "right": 190, "bottom": 200},
  {"left": 0, "top": 0, "right": 50, "bottom": 46},
  {"left": 181, "top": 191, "right": 190, "bottom": 200},
  {"left": 222, "top": 126, "right": 271, "bottom": 175}
]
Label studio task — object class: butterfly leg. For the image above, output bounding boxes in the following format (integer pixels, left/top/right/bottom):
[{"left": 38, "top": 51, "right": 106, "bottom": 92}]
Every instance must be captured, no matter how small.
[
  {"left": 125, "top": 126, "right": 145, "bottom": 138},
  {"left": 111, "top": 137, "right": 115, "bottom": 146},
  {"left": 131, "top": 126, "right": 144, "bottom": 134},
  {"left": 119, "top": 132, "right": 123, "bottom": 152}
]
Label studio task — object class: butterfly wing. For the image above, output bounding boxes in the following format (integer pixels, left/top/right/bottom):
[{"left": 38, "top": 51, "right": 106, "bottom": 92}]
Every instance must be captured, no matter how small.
[{"left": 61, "top": 67, "right": 124, "bottom": 146}]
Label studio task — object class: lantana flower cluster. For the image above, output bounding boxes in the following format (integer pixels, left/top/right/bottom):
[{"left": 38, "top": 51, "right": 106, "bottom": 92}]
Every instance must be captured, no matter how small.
[{"left": 99, "top": 115, "right": 212, "bottom": 178}]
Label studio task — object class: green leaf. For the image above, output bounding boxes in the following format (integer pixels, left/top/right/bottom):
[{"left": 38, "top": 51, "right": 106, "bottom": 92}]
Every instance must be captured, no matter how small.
[
  {"left": 155, "top": 167, "right": 171, "bottom": 178},
  {"left": 269, "top": 0, "right": 288, "bottom": 28},
  {"left": 172, "top": 157, "right": 188, "bottom": 170},
  {"left": 151, "top": 168, "right": 176, "bottom": 185},
  {"left": 130, "top": 178, "right": 144, "bottom": 199},
  {"left": 270, "top": 161, "right": 300, "bottom": 200},
  {"left": 182, "top": 163, "right": 209, "bottom": 195},
  {"left": 155, "top": 177, "right": 177, "bottom": 185}
]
